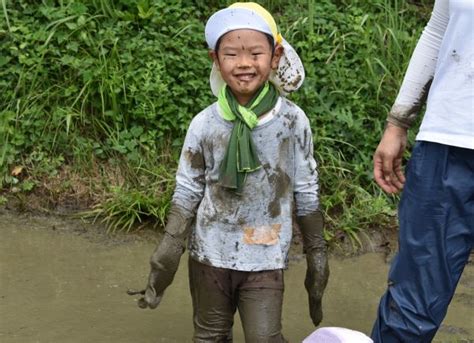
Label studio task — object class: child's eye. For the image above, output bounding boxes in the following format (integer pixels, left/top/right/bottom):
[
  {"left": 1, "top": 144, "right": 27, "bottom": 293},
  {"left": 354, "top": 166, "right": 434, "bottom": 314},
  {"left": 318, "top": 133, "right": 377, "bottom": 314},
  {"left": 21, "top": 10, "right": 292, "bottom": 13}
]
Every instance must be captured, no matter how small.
[
  {"left": 252, "top": 53, "right": 264, "bottom": 56},
  {"left": 224, "top": 53, "right": 236, "bottom": 57}
]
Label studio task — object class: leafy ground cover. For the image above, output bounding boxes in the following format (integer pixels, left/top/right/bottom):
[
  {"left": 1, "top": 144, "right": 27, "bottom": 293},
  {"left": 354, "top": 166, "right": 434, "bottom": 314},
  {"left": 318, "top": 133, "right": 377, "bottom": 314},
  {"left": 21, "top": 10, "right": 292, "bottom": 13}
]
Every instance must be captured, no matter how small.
[{"left": 0, "top": 0, "right": 431, "bottom": 247}]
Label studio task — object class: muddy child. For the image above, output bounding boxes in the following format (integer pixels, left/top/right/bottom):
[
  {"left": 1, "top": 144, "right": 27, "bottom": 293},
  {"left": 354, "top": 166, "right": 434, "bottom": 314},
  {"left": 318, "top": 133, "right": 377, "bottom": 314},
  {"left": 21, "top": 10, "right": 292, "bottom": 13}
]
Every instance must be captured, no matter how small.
[{"left": 134, "top": 3, "right": 329, "bottom": 341}]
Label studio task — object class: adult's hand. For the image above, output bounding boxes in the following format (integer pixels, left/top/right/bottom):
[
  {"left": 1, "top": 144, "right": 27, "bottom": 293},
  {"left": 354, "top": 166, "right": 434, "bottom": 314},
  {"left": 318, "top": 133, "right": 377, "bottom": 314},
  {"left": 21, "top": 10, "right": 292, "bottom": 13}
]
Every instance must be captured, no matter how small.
[{"left": 373, "top": 123, "right": 408, "bottom": 193}]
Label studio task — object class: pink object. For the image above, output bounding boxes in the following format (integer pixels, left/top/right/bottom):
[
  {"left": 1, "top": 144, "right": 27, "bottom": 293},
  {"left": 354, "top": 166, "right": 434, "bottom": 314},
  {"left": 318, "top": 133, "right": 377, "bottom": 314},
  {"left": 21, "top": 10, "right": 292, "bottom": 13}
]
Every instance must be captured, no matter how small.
[{"left": 303, "top": 327, "right": 373, "bottom": 343}]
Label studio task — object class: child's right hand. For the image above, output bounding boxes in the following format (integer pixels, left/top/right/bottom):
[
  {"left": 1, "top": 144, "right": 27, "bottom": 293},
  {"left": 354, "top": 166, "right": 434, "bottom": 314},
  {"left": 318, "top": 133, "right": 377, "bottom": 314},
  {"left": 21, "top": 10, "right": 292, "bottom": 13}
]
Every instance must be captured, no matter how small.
[
  {"left": 138, "top": 286, "right": 163, "bottom": 309},
  {"left": 129, "top": 205, "right": 194, "bottom": 310},
  {"left": 126, "top": 287, "right": 163, "bottom": 309}
]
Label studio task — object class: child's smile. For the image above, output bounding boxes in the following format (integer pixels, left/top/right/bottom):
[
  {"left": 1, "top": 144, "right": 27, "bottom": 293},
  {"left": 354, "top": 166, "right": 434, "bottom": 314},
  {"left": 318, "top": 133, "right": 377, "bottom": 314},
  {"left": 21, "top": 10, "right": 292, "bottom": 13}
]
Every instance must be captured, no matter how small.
[
  {"left": 211, "top": 29, "right": 282, "bottom": 105},
  {"left": 235, "top": 72, "right": 256, "bottom": 82}
]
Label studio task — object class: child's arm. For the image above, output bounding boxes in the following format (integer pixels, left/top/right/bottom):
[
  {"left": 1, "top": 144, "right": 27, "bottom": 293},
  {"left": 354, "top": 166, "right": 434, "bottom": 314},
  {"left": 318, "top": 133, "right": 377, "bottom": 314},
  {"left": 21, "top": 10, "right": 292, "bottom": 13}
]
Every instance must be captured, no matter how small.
[
  {"left": 293, "top": 113, "right": 329, "bottom": 327},
  {"left": 296, "top": 211, "right": 329, "bottom": 327},
  {"left": 137, "top": 119, "right": 206, "bottom": 309},
  {"left": 138, "top": 205, "right": 194, "bottom": 308}
]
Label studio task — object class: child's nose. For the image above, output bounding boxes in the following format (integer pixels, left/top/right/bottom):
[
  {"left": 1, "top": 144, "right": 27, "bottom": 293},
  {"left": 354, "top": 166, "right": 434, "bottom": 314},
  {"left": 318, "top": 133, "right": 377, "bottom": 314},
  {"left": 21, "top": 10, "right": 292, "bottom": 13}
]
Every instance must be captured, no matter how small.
[{"left": 237, "top": 54, "right": 252, "bottom": 68}]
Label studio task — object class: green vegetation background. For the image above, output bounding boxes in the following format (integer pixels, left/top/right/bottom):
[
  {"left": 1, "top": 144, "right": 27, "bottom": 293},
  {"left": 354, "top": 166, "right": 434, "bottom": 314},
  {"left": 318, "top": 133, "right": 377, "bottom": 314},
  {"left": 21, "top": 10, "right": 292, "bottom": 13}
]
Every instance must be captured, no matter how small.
[{"left": 0, "top": 0, "right": 432, "bottom": 244}]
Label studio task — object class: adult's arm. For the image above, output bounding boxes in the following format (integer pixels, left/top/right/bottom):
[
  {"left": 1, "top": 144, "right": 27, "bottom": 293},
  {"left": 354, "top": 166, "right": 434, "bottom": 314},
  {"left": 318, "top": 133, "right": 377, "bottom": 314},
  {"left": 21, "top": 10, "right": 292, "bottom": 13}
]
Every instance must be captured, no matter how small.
[
  {"left": 374, "top": 0, "right": 449, "bottom": 193},
  {"left": 387, "top": 0, "right": 449, "bottom": 128}
]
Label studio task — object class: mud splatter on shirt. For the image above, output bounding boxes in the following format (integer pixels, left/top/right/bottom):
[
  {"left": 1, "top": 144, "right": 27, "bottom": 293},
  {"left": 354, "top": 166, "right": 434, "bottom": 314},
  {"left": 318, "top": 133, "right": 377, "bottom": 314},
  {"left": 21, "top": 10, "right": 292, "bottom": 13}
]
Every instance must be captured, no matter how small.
[{"left": 172, "top": 99, "right": 319, "bottom": 271}]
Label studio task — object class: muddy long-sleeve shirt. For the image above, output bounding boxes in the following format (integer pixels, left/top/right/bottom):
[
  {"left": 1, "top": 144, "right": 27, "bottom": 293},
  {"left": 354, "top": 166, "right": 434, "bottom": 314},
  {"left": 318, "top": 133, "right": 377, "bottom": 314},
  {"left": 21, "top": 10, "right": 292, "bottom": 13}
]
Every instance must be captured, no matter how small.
[
  {"left": 172, "top": 98, "right": 319, "bottom": 271},
  {"left": 388, "top": 0, "right": 473, "bottom": 149}
]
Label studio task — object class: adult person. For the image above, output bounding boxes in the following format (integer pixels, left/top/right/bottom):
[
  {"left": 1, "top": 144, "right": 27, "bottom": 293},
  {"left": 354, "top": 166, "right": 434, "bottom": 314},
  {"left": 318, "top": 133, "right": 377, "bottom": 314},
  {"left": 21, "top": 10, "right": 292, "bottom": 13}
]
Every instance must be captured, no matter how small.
[{"left": 371, "top": 0, "right": 473, "bottom": 342}]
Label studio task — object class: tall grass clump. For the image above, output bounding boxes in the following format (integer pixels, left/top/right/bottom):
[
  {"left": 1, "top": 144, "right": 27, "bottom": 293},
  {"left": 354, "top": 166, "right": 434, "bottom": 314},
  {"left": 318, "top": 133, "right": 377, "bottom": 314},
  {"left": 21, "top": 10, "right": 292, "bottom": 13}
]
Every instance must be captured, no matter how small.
[
  {"left": 1, "top": 0, "right": 430, "bottom": 240},
  {"left": 277, "top": 0, "right": 429, "bottom": 242}
]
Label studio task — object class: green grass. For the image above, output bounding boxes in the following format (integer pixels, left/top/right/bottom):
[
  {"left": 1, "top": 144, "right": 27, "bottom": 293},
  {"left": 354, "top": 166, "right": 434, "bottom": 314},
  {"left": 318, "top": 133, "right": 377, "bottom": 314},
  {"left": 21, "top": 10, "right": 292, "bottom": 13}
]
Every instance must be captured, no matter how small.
[{"left": 1, "top": 0, "right": 430, "bottom": 243}]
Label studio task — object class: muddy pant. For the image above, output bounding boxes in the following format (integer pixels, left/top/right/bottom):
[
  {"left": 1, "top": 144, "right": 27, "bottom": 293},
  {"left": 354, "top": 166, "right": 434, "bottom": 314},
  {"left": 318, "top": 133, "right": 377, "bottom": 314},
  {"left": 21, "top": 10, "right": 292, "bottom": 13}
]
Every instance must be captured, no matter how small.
[
  {"left": 188, "top": 257, "right": 286, "bottom": 343},
  {"left": 371, "top": 142, "right": 474, "bottom": 343}
]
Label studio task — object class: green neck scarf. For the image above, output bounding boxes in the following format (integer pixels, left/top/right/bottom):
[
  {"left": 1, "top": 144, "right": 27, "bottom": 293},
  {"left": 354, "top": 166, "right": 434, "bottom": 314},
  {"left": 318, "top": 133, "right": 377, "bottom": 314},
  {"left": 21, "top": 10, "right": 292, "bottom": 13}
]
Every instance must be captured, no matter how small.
[{"left": 218, "top": 82, "right": 279, "bottom": 193}]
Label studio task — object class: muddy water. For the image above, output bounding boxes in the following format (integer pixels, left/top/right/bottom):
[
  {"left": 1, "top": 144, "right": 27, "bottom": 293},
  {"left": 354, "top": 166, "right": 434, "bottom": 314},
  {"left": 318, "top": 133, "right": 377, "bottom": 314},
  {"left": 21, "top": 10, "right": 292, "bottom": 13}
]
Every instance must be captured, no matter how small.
[{"left": 0, "top": 212, "right": 472, "bottom": 343}]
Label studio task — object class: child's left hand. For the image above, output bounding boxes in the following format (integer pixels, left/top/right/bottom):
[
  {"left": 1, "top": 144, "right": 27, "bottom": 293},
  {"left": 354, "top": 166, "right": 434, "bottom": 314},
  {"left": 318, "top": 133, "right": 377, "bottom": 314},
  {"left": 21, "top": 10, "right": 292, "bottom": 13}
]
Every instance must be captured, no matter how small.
[
  {"left": 297, "top": 211, "right": 330, "bottom": 326},
  {"left": 305, "top": 251, "right": 329, "bottom": 326}
]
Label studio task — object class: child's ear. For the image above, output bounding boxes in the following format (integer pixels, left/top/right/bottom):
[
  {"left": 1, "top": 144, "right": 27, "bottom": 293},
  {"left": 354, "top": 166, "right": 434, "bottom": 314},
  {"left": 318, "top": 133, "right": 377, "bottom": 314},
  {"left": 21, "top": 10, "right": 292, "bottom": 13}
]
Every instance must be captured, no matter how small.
[
  {"left": 271, "top": 44, "right": 284, "bottom": 70},
  {"left": 209, "top": 50, "right": 220, "bottom": 70}
]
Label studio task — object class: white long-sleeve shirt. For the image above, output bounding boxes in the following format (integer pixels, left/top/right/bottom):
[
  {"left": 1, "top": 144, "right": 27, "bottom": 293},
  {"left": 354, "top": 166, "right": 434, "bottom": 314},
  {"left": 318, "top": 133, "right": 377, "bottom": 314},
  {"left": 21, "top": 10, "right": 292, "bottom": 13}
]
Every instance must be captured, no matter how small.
[
  {"left": 388, "top": 0, "right": 474, "bottom": 149},
  {"left": 172, "top": 98, "right": 319, "bottom": 271}
]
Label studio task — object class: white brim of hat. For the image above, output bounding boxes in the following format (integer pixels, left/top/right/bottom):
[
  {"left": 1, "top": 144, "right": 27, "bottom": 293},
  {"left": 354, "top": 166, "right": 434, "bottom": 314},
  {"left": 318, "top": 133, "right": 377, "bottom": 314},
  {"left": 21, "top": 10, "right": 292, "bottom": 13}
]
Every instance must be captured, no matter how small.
[{"left": 210, "top": 38, "right": 305, "bottom": 97}]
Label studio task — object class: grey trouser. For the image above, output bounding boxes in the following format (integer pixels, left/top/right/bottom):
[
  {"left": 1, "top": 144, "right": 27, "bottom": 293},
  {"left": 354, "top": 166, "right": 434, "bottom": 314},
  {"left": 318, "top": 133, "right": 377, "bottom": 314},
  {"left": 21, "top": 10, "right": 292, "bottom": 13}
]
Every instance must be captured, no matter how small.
[{"left": 189, "top": 257, "right": 287, "bottom": 343}]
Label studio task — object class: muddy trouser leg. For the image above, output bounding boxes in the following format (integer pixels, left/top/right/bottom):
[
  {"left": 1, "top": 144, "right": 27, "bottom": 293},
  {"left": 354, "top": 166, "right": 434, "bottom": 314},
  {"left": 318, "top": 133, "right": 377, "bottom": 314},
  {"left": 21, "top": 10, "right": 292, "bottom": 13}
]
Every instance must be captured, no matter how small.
[
  {"left": 189, "top": 258, "right": 235, "bottom": 342},
  {"left": 238, "top": 271, "right": 286, "bottom": 343},
  {"left": 371, "top": 142, "right": 474, "bottom": 343}
]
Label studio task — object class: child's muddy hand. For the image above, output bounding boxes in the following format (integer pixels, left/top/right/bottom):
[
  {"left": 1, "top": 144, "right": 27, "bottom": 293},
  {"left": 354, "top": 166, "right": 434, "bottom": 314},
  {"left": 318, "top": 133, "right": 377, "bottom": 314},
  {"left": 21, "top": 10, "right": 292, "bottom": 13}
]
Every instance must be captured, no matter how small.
[
  {"left": 304, "top": 249, "right": 329, "bottom": 327},
  {"left": 137, "top": 294, "right": 162, "bottom": 309},
  {"left": 127, "top": 287, "right": 163, "bottom": 309},
  {"left": 126, "top": 288, "right": 145, "bottom": 296},
  {"left": 308, "top": 296, "right": 323, "bottom": 326},
  {"left": 137, "top": 297, "right": 149, "bottom": 309},
  {"left": 136, "top": 285, "right": 163, "bottom": 309},
  {"left": 306, "top": 274, "right": 326, "bottom": 326}
]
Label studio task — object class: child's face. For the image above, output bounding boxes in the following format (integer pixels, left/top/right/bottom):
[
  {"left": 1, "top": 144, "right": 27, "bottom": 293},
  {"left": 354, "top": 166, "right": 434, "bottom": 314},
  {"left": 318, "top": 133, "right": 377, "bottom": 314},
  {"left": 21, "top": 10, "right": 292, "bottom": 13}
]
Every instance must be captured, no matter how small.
[{"left": 210, "top": 29, "right": 283, "bottom": 105}]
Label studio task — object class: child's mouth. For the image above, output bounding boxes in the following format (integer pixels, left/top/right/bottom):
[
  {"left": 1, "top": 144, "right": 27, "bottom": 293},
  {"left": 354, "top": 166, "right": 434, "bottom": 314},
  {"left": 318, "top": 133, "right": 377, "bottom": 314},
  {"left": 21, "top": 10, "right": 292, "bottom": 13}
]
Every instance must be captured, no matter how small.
[{"left": 235, "top": 73, "right": 256, "bottom": 81}]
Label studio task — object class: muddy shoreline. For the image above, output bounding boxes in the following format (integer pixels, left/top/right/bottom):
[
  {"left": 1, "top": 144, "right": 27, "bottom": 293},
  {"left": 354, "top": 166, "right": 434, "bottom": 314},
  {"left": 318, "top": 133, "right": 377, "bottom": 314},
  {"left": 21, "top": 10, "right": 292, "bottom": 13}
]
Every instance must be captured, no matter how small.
[{"left": 0, "top": 202, "right": 399, "bottom": 261}]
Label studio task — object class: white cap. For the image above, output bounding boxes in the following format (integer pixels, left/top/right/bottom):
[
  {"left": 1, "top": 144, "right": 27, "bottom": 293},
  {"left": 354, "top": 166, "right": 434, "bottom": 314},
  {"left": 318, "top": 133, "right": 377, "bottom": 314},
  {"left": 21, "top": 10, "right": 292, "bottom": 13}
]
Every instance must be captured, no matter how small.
[{"left": 205, "top": 4, "right": 305, "bottom": 96}]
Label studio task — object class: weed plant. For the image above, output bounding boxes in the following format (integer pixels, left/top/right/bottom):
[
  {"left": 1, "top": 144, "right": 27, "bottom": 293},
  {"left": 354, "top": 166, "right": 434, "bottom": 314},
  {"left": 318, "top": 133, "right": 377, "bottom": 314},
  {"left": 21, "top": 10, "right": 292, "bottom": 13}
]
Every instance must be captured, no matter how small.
[{"left": 0, "top": 1, "right": 430, "bottom": 243}]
